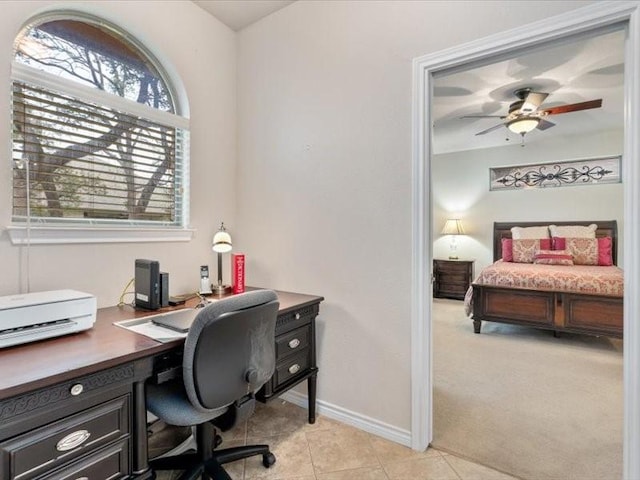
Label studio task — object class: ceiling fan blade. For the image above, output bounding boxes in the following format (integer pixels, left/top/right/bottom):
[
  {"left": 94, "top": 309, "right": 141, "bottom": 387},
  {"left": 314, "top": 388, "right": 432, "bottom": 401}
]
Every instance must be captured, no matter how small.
[
  {"left": 520, "top": 91, "right": 549, "bottom": 113},
  {"left": 460, "top": 115, "right": 506, "bottom": 119},
  {"left": 542, "top": 99, "right": 602, "bottom": 116},
  {"left": 475, "top": 123, "right": 505, "bottom": 136},
  {"left": 536, "top": 118, "right": 556, "bottom": 131}
]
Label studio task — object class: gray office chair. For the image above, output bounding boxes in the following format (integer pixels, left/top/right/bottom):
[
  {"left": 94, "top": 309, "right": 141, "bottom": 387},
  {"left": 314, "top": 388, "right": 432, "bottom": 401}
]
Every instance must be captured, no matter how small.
[{"left": 146, "top": 289, "right": 279, "bottom": 480}]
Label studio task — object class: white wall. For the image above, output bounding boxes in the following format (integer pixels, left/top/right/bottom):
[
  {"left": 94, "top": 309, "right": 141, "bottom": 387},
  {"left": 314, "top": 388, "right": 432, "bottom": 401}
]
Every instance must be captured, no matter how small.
[
  {"left": 0, "top": 1, "right": 236, "bottom": 307},
  {"left": 236, "top": 0, "right": 595, "bottom": 433},
  {"left": 433, "top": 129, "right": 624, "bottom": 273}
]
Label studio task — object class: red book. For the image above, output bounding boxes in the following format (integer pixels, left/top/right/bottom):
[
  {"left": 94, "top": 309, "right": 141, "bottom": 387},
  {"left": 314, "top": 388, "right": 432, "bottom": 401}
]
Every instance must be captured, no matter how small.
[{"left": 231, "top": 253, "right": 245, "bottom": 294}]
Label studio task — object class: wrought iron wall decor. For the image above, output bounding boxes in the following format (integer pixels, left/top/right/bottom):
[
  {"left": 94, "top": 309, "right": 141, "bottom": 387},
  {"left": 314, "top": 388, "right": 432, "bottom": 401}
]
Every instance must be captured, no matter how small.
[{"left": 489, "top": 156, "right": 621, "bottom": 191}]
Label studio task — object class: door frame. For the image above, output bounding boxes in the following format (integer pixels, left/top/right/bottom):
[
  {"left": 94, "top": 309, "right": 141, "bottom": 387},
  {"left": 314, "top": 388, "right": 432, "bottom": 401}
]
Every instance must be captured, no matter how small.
[{"left": 411, "top": 1, "right": 640, "bottom": 478}]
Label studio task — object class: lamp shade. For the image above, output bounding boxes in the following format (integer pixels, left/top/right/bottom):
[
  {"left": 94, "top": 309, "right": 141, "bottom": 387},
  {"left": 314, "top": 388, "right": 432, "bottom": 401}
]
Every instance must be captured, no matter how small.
[
  {"left": 441, "top": 219, "right": 465, "bottom": 236},
  {"left": 507, "top": 117, "right": 539, "bottom": 134},
  {"left": 212, "top": 223, "right": 232, "bottom": 253}
]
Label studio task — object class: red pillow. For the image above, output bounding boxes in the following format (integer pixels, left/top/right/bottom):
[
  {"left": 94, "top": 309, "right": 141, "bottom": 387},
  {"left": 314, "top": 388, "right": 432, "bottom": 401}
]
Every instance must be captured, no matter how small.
[
  {"left": 502, "top": 237, "right": 550, "bottom": 262},
  {"left": 598, "top": 237, "right": 614, "bottom": 266},
  {"left": 502, "top": 238, "right": 513, "bottom": 262},
  {"left": 552, "top": 236, "right": 613, "bottom": 266}
]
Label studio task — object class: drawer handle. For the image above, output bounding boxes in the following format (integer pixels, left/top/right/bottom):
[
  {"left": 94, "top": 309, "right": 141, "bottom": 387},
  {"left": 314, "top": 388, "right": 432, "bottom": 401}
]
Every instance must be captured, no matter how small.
[
  {"left": 75, "top": 478, "right": 89, "bottom": 480},
  {"left": 56, "top": 430, "right": 91, "bottom": 452},
  {"left": 288, "top": 338, "right": 301, "bottom": 349},
  {"left": 70, "top": 384, "right": 84, "bottom": 396},
  {"left": 295, "top": 313, "right": 301, "bottom": 320},
  {"left": 288, "top": 364, "right": 301, "bottom": 374}
]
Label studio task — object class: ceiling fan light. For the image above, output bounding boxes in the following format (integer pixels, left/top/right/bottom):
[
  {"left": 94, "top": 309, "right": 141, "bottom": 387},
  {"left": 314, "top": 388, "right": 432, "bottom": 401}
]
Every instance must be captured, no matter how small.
[{"left": 507, "top": 117, "right": 540, "bottom": 134}]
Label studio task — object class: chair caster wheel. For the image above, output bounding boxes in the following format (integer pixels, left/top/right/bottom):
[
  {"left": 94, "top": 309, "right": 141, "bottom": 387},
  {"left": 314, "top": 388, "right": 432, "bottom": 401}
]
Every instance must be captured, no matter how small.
[{"left": 262, "top": 452, "right": 276, "bottom": 468}]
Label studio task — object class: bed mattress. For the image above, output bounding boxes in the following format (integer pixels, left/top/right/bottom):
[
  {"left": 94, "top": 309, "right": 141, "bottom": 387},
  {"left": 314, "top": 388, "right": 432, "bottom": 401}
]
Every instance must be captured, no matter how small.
[{"left": 474, "top": 259, "right": 623, "bottom": 295}]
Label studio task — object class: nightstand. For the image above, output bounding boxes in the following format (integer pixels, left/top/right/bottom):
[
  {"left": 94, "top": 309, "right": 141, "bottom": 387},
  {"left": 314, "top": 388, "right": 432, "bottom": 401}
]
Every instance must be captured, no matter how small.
[{"left": 433, "top": 259, "right": 474, "bottom": 300}]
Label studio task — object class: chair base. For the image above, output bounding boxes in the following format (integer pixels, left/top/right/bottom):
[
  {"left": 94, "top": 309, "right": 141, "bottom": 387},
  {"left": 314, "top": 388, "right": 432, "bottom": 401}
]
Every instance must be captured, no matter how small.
[{"left": 149, "top": 421, "right": 275, "bottom": 480}]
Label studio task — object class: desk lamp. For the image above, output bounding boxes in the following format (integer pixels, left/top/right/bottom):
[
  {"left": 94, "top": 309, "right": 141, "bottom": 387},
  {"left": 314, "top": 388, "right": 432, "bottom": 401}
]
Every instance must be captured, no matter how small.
[
  {"left": 212, "top": 222, "right": 233, "bottom": 295},
  {"left": 441, "top": 219, "right": 465, "bottom": 260}
]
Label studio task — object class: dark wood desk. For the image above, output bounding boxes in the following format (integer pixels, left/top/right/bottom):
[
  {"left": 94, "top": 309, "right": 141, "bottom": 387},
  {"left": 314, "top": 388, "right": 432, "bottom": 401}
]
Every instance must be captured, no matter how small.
[{"left": 0, "top": 288, "right": 323, "bottom": 480}]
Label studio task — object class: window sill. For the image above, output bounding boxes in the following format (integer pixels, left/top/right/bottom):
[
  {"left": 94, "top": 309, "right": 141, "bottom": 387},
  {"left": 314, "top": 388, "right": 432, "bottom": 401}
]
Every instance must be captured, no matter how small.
[{"left": 6, "top": 225, "right": 195, "bottom": 245}]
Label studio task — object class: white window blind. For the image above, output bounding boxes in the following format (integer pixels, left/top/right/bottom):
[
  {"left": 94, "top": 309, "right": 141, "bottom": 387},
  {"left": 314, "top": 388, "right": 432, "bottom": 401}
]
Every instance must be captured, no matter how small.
[{"left": 12, "top": 80, "right": 186, "bottom": 225}]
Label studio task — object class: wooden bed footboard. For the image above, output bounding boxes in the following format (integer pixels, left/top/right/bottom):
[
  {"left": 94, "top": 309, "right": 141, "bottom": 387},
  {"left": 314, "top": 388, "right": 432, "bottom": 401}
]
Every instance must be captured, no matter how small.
[{"left": 471, "top": 284, "right": 623, "bottom": 338}]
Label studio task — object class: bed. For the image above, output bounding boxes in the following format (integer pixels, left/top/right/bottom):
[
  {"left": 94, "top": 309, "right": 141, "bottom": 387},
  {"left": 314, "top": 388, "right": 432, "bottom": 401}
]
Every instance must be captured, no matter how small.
[{"left": 466, "top": 220, "right": 623, "bottom": 338}]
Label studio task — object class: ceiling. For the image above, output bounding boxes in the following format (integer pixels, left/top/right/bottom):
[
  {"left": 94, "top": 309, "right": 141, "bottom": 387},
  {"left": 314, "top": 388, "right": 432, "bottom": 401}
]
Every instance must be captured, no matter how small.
[
  {"left": 192, "top": 0, "right": 295, "bottom": 31},
  {"left": 432, "top": 28, "right": 625, "bottom": 154},
  {"left": 190, "top": 3, "right": 623, "bottom": 155}
]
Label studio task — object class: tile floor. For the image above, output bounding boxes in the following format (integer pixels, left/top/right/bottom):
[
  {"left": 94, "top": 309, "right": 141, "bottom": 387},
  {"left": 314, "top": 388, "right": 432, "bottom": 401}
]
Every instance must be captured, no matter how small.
[{"left": 150, "top": 400, "right": 520, "bottom": 480}]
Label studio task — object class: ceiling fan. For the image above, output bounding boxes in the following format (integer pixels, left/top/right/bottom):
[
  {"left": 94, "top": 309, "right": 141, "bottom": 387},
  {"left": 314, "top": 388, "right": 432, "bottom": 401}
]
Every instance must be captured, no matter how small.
[{"left": 463, "top": 87, "right": 603, "bottom": 137}]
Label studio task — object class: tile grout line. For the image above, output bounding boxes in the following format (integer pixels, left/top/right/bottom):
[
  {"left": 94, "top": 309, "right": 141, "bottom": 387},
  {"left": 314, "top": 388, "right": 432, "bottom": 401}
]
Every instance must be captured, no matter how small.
[
  {"left": 304, "top": 427, "right": 322, "bottom": 479},
  {"left": 364, "top": 430, "right": 392, "bottom": 479},
  {"left": 441, "top": 453, "right": 465, "bottom": 480}
]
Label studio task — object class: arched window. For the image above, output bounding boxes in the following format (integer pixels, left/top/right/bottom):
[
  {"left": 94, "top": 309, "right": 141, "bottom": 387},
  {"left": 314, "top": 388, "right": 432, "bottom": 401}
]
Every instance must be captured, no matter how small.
[{"left": 10, "top": 13, "right": 189, "bottom": 240}]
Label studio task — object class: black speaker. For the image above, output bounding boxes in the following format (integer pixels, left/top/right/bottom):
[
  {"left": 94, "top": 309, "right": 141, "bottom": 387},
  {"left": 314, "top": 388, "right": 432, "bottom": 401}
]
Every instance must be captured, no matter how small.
[
  {"left": 135, "top": 259, "right": 160, "bottom": 310},
  {"left": 160, "top": 272, "right": 169, "bottom": 308}
]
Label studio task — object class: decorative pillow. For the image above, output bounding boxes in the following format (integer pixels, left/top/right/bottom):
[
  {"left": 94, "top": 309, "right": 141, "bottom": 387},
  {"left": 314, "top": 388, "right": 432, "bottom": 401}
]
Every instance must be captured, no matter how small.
[
  {"left": 553, "top": 236, "right": 613, "bottom": 266},
  {"left": 511, "top": 226, "right": 550, "bottom": 240},
  {"left": 534, "top": 249, "right": 574, "bottom": 266},
  {"left": 597, "top": 236, "right": 614, "bottom": 266},
  {"left": 549, "top": 224, "right": 597, "bottom": 238},
  {"left": 501, "top": 238, "right": 513, "bottom": 262},
  {"left": 512, "top": 238, "right": 552, "bottom": 263}
]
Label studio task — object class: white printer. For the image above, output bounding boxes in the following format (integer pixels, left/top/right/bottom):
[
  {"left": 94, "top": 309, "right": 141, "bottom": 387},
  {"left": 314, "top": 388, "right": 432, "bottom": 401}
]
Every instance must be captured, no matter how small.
[{"left": 0, "top": 290, "right": 97, "bottom": 348}]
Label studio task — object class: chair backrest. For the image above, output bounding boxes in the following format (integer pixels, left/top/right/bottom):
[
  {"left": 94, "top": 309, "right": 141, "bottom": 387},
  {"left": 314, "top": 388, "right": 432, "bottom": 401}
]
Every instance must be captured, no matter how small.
[{"left": 182, "top": 289, "right": 279, "bottom": 411}]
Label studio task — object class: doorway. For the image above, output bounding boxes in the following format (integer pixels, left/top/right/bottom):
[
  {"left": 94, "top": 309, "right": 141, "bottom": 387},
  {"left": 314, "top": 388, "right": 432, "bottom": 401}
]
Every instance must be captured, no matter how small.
[
  {"left": 410, "top": 2, "right": 640, "bottom": 478},
  {"left": 429, "top": 26, "right": 625, "bottom": 480}
]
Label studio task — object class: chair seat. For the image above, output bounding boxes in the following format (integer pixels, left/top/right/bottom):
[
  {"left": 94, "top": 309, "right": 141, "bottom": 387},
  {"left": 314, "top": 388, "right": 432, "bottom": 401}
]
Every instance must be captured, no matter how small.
[{"left": 147, "top": 381, "right": 228, "bottom": 427}]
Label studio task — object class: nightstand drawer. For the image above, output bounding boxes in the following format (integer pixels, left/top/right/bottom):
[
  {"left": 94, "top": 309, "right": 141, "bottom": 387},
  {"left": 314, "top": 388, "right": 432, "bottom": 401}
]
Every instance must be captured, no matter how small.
[
  {"left": 274, "top": 349, "right": 311, "bottom": 388},
  {"left": 38, "top": 438, "right": 129, "bottom": 480},
  {"left": 0, "top": 396, "right": 129, "bottom": 480},
  {"left": 439, "top": 272, "right": 469, "bottom": 283},
  {"left": 276, "top": 325, "right": 311, "bottom": 360},
  {"left": 436, "top": 262, "right": 471, "bottom": 274}
]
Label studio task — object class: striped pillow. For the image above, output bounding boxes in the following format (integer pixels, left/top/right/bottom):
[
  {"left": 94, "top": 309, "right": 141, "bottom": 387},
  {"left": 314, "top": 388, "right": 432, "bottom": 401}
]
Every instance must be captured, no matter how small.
[{"left": 534, "top": 249, "right": 574, "bottom": 266}]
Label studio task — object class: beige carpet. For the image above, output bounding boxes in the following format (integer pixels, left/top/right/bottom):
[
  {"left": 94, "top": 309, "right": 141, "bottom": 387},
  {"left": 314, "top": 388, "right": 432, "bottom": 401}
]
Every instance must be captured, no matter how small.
[{"left": 432, "top": 298, "right": 623, "bottom": 480}]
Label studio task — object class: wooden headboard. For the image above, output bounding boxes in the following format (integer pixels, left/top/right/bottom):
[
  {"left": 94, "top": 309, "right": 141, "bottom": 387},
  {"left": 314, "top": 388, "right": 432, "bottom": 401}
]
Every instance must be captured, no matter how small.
[{"left": 493, "top": 220, "right": 618, "bottom": 265}]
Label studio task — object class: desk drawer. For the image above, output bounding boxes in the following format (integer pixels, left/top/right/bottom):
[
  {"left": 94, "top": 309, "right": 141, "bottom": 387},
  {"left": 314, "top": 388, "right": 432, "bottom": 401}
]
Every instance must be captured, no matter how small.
[
  {"left": 0, "top": 396, "right": 129, "bottom": 480},
  {"left": 38, "top": 438, "right": 129, "bottom": 480},
  {"left": 276, "top": 304, "right": 318, "bottom": 335},
  {"left": 276, "top": 325, "right": 310, "bottom": 360},
  {"left": 274, "top": 349, "right": 311, "bottom": 388}
]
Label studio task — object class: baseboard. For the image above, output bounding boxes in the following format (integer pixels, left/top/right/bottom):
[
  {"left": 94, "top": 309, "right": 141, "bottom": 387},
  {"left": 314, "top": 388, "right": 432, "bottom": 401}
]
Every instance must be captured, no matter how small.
[{"left": 280, "top": 390, "right": 412, "bottom": 448}]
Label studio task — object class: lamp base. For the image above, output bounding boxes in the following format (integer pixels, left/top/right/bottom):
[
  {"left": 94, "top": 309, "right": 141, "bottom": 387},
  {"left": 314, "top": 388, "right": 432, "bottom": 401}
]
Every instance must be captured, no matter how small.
[
  {"left": 199, "top": 277, "right": 212, "bottom": 295},
  {"left": 211, "top": 284, "right": 232, "bottom": 295}
]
